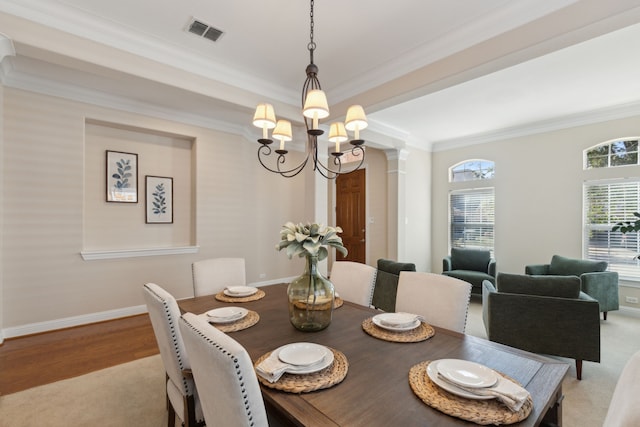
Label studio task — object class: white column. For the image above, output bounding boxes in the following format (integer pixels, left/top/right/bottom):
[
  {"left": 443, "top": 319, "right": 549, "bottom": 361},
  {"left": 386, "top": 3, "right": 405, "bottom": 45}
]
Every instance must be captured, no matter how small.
[{"left": 384, "top": 148, "right": 409, "bottom": 262}]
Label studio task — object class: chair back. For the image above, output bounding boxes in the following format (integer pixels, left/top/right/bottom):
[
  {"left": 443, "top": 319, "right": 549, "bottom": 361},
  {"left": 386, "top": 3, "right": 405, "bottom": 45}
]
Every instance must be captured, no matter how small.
[
  {"left": 142, "top": 283, "right": 195, "bottom": 397},
  {"left": 330, "top": 261, "right": 377, "bottom": 306},
  {"left": 179, "top": 312, "right": 269, "bottom": 427},
  {"left": 192, "top": 257, "right": 246, "bottom": 297},
  {"left": 603, "top": 349, "right": 640, "bottom": 426},
  {"left": 396, "top": 272, "right": 472, "bottom": 333}
]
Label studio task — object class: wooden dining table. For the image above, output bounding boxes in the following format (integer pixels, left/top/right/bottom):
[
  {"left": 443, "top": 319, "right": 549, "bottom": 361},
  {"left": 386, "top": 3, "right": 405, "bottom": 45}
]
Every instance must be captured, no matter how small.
[{"left": 178, "top": 283, "right": 568, "bottom": 426}]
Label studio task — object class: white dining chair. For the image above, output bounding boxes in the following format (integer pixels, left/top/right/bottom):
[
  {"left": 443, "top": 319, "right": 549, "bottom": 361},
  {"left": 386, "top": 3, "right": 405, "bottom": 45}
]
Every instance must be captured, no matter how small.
[
  {"left": 142, "top": 283, "right": 204, "bottom": 427},
  {"left": 603, "top": 349, "right": 640, "bottom": 426},
  {"left": 191, "top": 257, "right": 246, "bottom": 297},
  {"left": 329, "top": 261, "right": 377, "bottom": 307},
  {"left": 395, "top": 272, "right": 472, "bottom": 333},
  {"left": 179, "top": 312, "right": 270, "bottom": 427}
]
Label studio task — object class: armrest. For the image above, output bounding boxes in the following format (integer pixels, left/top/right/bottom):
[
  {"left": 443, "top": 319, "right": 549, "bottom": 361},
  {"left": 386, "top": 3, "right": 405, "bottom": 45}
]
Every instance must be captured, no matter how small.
[
  {"left": 443, "top": 256, "right": 452, "bottom": 272},
  {"left": 484, "top": 291, "right": 600, "bottom": 363},
  {"left": 581, "top": 271, "right": 619, "bottom": 312},
  {"left": 488, "top": 259, "right": 497, "bottom": 277},
  {"left": 525, "top": 263, "right": 550, "bottom": 275}
]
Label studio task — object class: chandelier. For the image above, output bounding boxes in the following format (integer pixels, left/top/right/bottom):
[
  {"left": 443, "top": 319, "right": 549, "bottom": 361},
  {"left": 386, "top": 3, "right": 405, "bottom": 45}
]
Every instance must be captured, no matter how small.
[{"left": 252, "top": 0, "right": 367, "bottom": 179}]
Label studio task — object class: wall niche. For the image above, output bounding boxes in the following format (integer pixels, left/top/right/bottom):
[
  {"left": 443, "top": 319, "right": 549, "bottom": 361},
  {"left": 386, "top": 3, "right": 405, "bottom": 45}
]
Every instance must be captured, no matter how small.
[{"left": 82, "top": 119, "right": 196, "bottom": 259}]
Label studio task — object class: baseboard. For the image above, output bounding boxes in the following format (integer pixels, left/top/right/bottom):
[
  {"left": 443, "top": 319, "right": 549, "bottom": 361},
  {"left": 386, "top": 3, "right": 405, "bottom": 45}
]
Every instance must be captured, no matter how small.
[
  {"left": 1, "top": 304, "right": 148, "bottom": 341},
  {"left": 0, "top": 277, "right": 298, "bottom": 342}
]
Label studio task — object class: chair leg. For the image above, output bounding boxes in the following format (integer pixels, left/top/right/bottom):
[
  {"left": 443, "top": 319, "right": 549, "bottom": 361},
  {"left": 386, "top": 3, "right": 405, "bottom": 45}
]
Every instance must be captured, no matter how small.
[
  {"left": 184, "top": 394, "right": 197, "bottom": 427},
  {"left": 603, "top": 311, "right": 608, "bottom": 321},
  {"left": 167, "top": 400, "right": 176, "bottom": 427},
  {"left": 575, "top": 359, "right": 582, "bottom": 380}
]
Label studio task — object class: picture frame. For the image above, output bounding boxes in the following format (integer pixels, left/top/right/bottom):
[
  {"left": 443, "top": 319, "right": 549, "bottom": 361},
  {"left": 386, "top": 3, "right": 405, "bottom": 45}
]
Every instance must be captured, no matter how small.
[
  {"left": 106, "top": 150, "right": 138, "bottom": 203},
  {"left": 145, "top": 175, "right": 173, "bottom": 224}
]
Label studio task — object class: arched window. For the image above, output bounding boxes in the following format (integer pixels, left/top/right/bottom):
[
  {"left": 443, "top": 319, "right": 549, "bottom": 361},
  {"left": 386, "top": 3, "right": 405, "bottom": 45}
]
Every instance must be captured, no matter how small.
[
  {"left": 448, "top": 159, "right": 495, "bottom": 254},
  {"left": 449, "top": 159, "right": 495, "bottom": 182},
  {"left": 585, "top": 138, "right": 639, "bottom": 169}
]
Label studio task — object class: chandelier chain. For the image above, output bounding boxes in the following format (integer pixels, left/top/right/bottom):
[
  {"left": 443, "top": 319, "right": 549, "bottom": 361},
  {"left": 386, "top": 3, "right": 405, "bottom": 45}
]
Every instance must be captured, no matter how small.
[{"left": 308, "top": 0, "right": 316, "bottom": 63}]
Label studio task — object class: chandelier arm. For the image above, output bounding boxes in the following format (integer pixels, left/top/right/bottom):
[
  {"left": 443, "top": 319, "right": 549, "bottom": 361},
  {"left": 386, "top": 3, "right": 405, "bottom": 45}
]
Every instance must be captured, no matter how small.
[{"left": 257, "top": 144, "right": 311, "bottom": 178}]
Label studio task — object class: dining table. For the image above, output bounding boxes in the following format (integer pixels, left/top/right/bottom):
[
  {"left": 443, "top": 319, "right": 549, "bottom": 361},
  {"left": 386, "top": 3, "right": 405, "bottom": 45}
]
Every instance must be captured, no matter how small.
[{"left": 178, "top": 283, "right": 569, "bottom": 426}]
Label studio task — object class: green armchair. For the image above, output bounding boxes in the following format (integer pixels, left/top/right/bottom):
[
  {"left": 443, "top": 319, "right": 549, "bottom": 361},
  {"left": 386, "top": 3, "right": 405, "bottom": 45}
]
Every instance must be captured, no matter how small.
[
  {"left": 482, "top": 273, "right": 601, "bottom": 380},
  {"left": 443, "top": 248, "right": 496, "bottom": 295},
  {"left": 525, "top": 255, "right": 619, "bottom": 320},
  {"left": 371, "top": 259, "right": 416, "bottom": 312}
]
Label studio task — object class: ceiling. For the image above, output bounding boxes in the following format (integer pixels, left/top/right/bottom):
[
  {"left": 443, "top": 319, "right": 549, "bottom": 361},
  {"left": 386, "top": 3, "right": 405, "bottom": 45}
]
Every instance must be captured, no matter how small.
[{"left": 2, "top": 0, "right": 640, "bottom": 152}]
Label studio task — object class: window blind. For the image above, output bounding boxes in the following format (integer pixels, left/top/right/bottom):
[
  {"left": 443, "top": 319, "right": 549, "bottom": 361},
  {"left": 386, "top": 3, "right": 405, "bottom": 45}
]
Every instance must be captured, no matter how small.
[
  {"left": 449, "top": 188, "right": 495, "bottom": 254},
  {"left": 584, "top": 180, "right": 640, "bottom": 280}
]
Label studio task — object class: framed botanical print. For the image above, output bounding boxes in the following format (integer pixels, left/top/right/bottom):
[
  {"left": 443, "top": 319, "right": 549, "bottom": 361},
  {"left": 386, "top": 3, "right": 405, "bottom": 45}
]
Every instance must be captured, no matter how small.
[
  {"left": 145, "top": 175, "right": 173, "bottom": 224},
  {"left": 106, "top": 150, "right": 138, "bottom": 203}
]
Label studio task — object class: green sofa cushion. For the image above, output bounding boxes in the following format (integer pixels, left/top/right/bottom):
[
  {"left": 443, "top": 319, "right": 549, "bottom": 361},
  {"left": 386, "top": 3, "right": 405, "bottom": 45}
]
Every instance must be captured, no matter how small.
[
  {"left": 497, "top": 272, "right": 581, "bottom": 299},
  {"left": 548, "top": 255, "right": 607, "bottom": 276},
  {"left": 451, "top": 248, "right": 490, "bottom": 272}
]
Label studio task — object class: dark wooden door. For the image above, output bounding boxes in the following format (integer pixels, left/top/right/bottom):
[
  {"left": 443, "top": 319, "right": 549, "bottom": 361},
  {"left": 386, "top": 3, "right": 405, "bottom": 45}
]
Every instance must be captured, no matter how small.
[{"left": 336, "top": 168, "right": 366, "bottom": 263}]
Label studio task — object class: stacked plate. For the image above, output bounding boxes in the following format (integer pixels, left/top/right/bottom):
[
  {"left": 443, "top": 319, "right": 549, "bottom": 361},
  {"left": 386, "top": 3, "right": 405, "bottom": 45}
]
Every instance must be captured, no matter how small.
[
  {"left": 372, "top": 312, "right": 423, "bottom": 331},
  {"left": 275, "top": 342, "right": 334, "bottom": 374},
  {"left": 427, "top": 359, "right": 499, "bottom": 399},
  {"left": 223, "top": 286, "right": 258, "bottom": 297},
  {"left": 206, "top": 306, "right": 248, "bottom": 324}
]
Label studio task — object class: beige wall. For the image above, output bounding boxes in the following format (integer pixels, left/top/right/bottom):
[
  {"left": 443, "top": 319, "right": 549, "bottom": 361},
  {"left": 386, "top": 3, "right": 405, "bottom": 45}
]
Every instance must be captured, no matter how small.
[
  {"left": 1, "top": 87, "right": 314, "bottom": 334},
  {"left": 431, "top": 114, "right": 640, "bottom": 309}
]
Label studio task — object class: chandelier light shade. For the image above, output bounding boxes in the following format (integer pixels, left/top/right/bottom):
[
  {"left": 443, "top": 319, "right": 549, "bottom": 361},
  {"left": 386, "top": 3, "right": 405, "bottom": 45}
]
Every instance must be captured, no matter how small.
[{"left": 252, "top": 0, "right": 367, "bottom": 179}]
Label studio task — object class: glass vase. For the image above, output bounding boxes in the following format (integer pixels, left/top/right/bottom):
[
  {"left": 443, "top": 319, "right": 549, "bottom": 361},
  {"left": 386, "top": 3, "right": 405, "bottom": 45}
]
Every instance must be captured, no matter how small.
[{"left": 287, "top": 255, "right": 334, "bottom": 331}]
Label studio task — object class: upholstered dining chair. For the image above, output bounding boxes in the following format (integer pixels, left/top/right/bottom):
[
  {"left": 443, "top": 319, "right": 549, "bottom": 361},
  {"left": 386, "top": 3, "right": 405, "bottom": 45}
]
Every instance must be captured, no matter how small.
[
  {"left": 395, "top": 272, "right": 472, "bottom": 333},
  {"left": 179, "top": 312, "right": 270, "bottom": 427},
  {"left": 142, "top": 283, "right": 204, "bottom": 427},
  {"left": 191, "top": 257, "right": 246, "bottom": 297},
  {"left": 329, "top": 261, "right": 377, "bottom": 307},
  {"left": 603, "top": 349, "right": 640, "bottom": 426}
]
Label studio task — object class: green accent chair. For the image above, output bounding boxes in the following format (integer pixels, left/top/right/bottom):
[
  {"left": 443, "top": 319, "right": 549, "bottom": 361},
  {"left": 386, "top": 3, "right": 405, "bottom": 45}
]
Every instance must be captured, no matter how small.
[
  {"left": 443, "top": 248, "right": 496, "bottom": 295},
  {"left": 482, "top": 273, "right": 601, "bottom": 380},
  {"left": 525, "top": 255, "right": 619, "bottom": 320},
  {"left": 370, "top": 259, "right": 416, "bottom": 312}
]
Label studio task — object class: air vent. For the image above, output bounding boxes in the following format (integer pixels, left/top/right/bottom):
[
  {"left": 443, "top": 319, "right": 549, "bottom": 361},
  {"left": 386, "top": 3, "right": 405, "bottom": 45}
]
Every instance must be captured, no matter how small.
[{"left": 187, "top": 18, "right": 224, "bottom": 42}]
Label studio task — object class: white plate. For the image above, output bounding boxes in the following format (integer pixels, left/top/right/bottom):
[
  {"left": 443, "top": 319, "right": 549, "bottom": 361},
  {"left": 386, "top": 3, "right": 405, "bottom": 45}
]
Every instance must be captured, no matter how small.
[
  {"left": 426, "top": 360, "right": 495, "bottom": 400},
  {"left": 437, "top": 359, "right": 498, "bottom": 388},
  {"left": 223, "top": 286, "right": 258, "bottom": 297},
  {"left": 278, "top": 342, "right": 328, "bottom": 366},
  {"left": 372, "top": 313, "right": 421, "bottom": 331},
  {"left": 274, "top": 344, "right": 334, "bottom": 374},
  {"left": 206, "top": 307, "right": 248, "bottom": 323}
]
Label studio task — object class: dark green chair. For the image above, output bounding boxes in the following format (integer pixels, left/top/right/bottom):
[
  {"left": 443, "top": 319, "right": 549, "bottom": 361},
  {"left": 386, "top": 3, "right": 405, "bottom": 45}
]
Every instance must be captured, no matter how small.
[
  {"left": 443, "top": 248, "right": 496, "bottom": 295},
  {"left": 370, "top": 259, "right": 415, "bottom": 312},
  {"left": 526, "top": 254, "right": 619, "bottom": 320},
  {"left": 482, "top": 273, "right": 600, "bottom": 380}
]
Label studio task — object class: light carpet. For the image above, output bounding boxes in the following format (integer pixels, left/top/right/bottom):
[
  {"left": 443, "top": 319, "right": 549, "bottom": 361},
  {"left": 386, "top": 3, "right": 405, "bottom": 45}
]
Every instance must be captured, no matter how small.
[
  {"left": 0, "top": 354, "right": 167, "bottom": 427},
  {"left": 3, "top": 302, "right": 639, "bottom": 427}
]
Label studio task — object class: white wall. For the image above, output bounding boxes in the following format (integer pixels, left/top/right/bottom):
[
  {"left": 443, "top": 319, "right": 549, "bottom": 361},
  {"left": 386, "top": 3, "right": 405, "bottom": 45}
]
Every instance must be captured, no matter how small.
[{"left": 431, "top": 114, "right": 640, "bottom": 307}]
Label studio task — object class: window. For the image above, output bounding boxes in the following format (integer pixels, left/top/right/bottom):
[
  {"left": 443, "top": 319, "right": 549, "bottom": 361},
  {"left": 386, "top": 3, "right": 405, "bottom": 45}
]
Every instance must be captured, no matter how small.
[
  {"left": 584, "top": 180, "right": 640, "bottom": 280},
  {"left": 585, "top": 138, "right": 639, "bottom": 169},
  {"left": 449, "top": 188, "right": 495, "bottom": 254},
  {"left": 449, "top": 160, "right": 495, "bottom": 182}
]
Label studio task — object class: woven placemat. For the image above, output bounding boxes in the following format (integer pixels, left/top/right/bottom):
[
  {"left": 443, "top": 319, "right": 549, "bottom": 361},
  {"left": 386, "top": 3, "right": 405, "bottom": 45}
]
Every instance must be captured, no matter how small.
[
  {"left": 408, "top": 361, "right": 533, "bottom": 425},
  {"left": 362, "top": 317, "right": 435, "bottom": 343},
  {"left": 215, "top": 289, "right": 266, "bottom": 303},
  {"left": 254, "top": 348, "right": 348, "bottom": 393},
  {"left": 207, "top": 310, "right": 259, "bottom": 333}
]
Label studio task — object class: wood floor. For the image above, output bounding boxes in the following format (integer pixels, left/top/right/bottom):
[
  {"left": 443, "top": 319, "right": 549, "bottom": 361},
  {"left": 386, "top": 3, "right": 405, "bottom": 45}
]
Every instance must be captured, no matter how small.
[{"left": 0, "top": 314, "right": 159, "bottom": 395}]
